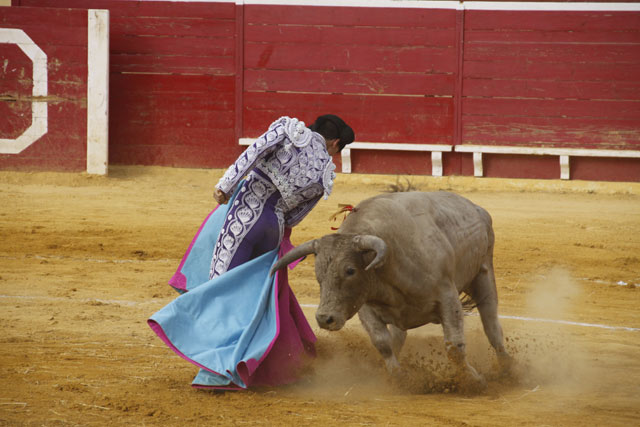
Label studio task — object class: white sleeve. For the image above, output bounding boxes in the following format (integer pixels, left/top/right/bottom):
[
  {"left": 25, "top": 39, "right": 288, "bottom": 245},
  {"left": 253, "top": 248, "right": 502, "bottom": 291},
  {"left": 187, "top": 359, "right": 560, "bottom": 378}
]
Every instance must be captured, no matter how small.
[{"left": 215, "top": 124, "right": 286, "bottom": 195}]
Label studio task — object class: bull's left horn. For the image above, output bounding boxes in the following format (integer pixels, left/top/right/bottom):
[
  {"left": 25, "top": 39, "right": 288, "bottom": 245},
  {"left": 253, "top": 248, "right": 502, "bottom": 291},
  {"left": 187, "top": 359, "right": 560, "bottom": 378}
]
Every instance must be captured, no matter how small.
[
  {"left": 269, "top": 239, "right": 318, "bottom": 276},
  {"left": 353, "top": 235, "right": 387, "bottom": 270}
]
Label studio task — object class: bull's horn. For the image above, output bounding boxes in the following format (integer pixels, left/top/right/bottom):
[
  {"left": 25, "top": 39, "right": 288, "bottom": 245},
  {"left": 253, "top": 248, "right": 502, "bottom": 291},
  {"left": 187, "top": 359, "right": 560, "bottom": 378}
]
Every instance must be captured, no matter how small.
[
  {"left": 269, "top": 239, "right": 318, "bottom": 276},
  {"left": 353, "top": 235, "right": 387, "bottom": 270}
]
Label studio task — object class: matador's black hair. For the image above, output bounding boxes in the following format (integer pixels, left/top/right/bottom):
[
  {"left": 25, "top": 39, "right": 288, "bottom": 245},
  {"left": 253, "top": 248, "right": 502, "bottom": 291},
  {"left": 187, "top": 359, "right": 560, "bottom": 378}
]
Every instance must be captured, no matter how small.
[{"left": 309, "top": 114, "right": 355, "bottom": 151}]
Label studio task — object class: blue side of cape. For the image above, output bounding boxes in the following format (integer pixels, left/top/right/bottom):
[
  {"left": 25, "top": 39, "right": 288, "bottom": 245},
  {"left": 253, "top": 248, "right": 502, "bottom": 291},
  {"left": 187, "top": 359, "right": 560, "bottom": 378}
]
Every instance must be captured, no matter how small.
[{"left": 149, "top": 185, "right": 280, "bottom": 388}]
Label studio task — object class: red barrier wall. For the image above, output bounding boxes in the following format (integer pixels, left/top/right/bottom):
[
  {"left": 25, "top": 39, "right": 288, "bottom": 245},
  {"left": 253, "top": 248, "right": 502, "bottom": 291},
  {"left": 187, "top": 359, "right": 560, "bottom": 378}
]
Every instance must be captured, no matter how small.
[
  {"left": 12, "top": 0, "right": 237, "bottom": 169},
  {"left": 0, "top": 6, "right": 89, "bottom": 171},
  {"left": 241, "top": 4, "right": 457, "bottom": 176},
  {"left": 6, "top": 1, "right": 640, "bottom": 181},
  {"left": 461, "top": 7, "right": 640, "bottom": 180}
]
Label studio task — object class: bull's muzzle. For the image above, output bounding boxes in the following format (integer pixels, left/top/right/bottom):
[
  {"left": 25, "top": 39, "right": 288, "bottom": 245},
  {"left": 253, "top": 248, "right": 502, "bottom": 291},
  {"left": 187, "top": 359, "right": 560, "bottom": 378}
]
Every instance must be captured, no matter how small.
[{"left": 315, "top": 312, "right": 345, "bottom": 331}]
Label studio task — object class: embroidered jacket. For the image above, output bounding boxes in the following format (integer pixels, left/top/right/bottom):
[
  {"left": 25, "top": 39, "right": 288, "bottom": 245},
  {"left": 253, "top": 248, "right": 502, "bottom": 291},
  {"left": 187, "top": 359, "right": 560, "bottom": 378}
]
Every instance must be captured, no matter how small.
[{"left": 215, "top": 116, "right": 337, "bottom": 227}]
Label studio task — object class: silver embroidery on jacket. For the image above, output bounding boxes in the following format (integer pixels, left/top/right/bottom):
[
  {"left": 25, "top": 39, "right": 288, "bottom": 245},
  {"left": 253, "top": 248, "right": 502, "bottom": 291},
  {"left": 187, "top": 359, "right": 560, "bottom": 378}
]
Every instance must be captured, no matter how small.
[
  {"left": 215, "top": 116, "right": 336, "bottom": 226},
  {"left": 209, "top": 175, "right": 278, "bottom": 279}
]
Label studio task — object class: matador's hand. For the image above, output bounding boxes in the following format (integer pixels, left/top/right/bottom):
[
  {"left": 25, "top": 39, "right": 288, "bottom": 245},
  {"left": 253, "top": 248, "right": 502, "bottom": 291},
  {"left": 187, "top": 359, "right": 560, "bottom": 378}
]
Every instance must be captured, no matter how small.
[{"left": 213, "top": 188, "right": 230, "bottom": 205}]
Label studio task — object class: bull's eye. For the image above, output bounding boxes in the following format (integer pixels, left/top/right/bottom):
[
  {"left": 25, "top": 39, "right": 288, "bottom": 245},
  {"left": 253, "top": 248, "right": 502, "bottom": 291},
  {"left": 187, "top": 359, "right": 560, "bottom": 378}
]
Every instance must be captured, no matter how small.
[{"left": 345, "top": 266, "right": 356, "bottom": 276}]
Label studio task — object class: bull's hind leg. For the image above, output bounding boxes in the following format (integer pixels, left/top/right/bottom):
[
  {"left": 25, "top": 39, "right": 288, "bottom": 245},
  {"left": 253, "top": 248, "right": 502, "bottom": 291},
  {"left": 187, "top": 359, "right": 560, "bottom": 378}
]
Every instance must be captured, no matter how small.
[
  {"left": 469, "top": 263, "right": 513, "bottom": 373},
  {"left": 439, "top": 283, "right": 487, "bottom": 390}
]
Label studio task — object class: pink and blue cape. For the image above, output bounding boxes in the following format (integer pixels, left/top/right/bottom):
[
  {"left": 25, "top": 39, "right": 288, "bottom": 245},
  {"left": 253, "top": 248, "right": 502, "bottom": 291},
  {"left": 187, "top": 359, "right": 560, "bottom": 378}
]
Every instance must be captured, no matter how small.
[{"left": 148, "top": 188, "right": 316, "bottom": 389}]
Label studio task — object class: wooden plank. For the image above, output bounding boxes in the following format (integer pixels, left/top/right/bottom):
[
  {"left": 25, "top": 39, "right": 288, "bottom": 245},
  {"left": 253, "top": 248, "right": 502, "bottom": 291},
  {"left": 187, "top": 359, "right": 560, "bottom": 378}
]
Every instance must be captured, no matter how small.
[
  {"left": 0, "top": 23, "right": 88, "bottom": 46},
  {"left": 464, "top": 60, "right": 640, "bottom": 83},
  {"left": 0, "top": 101, "right": 32, "bottom": 138},
  {"left": 464, "top": 43, "right": 640, "bottom": 64},
  {"left": 0, "top": 153, "right": 85, "bottom": 171},
  {"left": 244, "top": 70, "right": 455, "bottom": 96},
  {"left": 0, "top": 122, "right": 87, "bottom": 160},
  {"left": 1, "top": 6, "right": 87, "bottom": 29},
  {"left": 0, "top": 44, "right": 33, "bottom": 95},
  {"left": 110, "top": 106, "right": 235, "bottom": 137},
  {"left": 111, "top": 92, "right": 234, "bottom": 114},
  {"left": 0, "top": 45, "right": 88, "bottom": 90},
  {"left": 481, "top": 153, "right": 560, "bottom": 180},
  {"left": 245, "top": 4, "right": 456, "bottom": 27},
  {"left": 462, "top": 116, "right": 640, "bottom": 149},
  {"left": 0, "top": 154, "right": 85, "bottom": 172},
  {"left": 571, "top": 157, "right": 640, "bottom": 182},
  {"left": 245, "top": 43, "right": 456, "bottom": 73},
  {"left": 109, "top": 131, "right": 238, "bottom": 168},
  {"left": 111, "top": 15, "right": 235, "bottom": 38},
  {"left": 18, "top": 0, "right": 236, "bottom": 19},
  {"left": 110, "top": 53, "right": 235, "bottom": 75},
  {"left": 465, "top": 10, "right": 640, "bottom": 31},
  {"left": 244, "top": 24, "right": 455, "bottom": 47},
  {"left": 466, "top": 29, "right": 640, "bottom": 44},
  {"left": 110, "top": 73, "right": 234, "bottom": 95},
  {"left": 242, "top": 91, "right": 454, "bottom": 144},
  {"left": 348, "top": 150, "right": 434, "bottom": 175},
  {"left": 44, "top": 101, "right": 87, "bottom": 133},
  {"left": 110, "top": 33, "right": 234, "bottom": 57},
  {"left": 463, "top": 78, "right": 640, "bottom": 101},
  {"left": 110, "top": 126, "right": 234, "bottom": 150},
  {"left": 463, "top": 98, "right": 640, "bottom": 120}
]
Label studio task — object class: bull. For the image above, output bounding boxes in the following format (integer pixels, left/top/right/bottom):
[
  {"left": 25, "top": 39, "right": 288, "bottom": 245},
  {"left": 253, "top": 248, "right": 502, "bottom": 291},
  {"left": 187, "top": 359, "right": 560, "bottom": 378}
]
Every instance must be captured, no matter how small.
[{"left": 271, "top": 191, "right": 513, "bottom": 389}]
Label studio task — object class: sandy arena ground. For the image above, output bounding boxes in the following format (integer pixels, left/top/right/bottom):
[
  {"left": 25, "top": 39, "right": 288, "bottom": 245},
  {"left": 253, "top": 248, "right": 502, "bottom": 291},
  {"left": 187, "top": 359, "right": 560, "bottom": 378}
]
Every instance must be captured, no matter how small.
[{"left": 1, "top": 165, "right": 639, "bottom": 426}]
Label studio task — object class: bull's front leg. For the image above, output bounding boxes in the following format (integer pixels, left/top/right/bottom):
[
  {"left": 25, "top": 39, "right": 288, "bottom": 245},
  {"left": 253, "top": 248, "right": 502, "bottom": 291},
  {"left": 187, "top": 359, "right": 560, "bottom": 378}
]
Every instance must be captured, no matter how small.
[
  {"left": 439, "top": 284, "right": 487, "bottom": 391},
  {"left": 358, "top": 305, "right": 402, "bottom": 376}
]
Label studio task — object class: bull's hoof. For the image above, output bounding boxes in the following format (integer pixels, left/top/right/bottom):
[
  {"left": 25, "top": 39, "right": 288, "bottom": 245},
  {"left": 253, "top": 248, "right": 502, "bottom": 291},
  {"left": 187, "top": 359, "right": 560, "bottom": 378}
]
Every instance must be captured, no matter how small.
[
  {"left": 453, "top": 364, "right": 488, "bottom": 395},
  {"left": 499, "top": 353, "right": 515, "bottom": 371},
  {"left": 456, "top": 371, "right": 488, "bottom": 395}
]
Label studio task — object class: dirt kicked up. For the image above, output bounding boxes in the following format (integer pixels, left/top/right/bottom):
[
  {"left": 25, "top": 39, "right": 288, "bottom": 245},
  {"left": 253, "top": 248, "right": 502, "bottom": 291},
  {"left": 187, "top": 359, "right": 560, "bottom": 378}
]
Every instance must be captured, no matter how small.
[{"left": 1, "top": 165, "right": 639, "bottom": 426}]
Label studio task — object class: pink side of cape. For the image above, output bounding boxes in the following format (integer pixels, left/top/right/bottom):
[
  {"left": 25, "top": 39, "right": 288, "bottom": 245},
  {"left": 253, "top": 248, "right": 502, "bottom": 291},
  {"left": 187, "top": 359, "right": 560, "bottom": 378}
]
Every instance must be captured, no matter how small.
[
  {"left": 168, "top": 207, "right": 219, "bottom": 291},
  {"left": 153, "top": 226, "right": 315, "bottom": 389}
]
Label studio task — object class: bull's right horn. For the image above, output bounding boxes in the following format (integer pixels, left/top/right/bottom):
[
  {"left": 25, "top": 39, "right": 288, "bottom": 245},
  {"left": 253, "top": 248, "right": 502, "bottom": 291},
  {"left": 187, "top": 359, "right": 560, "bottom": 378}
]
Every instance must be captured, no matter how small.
[
  {"left": 269, "top": 239, "right": 318, "bottom": 276},
  {"left": 353, "top": 235, "right": 387, "bottom": 270}
]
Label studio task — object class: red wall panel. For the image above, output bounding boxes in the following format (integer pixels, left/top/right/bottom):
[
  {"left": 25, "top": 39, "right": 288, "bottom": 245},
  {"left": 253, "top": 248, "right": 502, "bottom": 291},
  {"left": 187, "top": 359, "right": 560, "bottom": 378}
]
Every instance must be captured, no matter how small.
[
  {"left": 461, "top": 9, "right": 640, "bottom": 154},
  {"left": 0, "top": 6, "right": 88, "bottom": 172},
  {"left": 242, "top": 3, "right": 458, "bottom": 176},
  {"left": 7, "top": 1, "right": 640, "bottom": 181},
  {"left": 243, "top": 92, "right": 454, "bottom": 146},
  {"left": 571, "top": 157, "right": 640, "bottom": 182},
  {"left": 15, "top": 0, "right": 238, "bottom": 169}
]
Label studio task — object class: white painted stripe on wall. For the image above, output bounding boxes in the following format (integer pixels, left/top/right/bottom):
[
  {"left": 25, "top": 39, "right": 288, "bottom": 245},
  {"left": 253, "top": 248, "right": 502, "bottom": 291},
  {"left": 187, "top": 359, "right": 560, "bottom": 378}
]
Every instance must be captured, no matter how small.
[
  {"left": 465, "top": 2, "right": 640, "bottom": 11},
  {"left": 0, "top": 29, "right": 48, "bottom": 155},
  {"left": 87, "top": 9, "right": 110, "bottom": 175},
  {"left": 243, "top": 0, "right": 461, "bottom": 8},
  {"left": 136, "top": 0, "right": 238, "bottom": 2},
  {"left": 144, "top": 0, "right": 640, "bottom": 11},
  {"left": 142, "top": 0, "right": 460, "bottom": 7}
]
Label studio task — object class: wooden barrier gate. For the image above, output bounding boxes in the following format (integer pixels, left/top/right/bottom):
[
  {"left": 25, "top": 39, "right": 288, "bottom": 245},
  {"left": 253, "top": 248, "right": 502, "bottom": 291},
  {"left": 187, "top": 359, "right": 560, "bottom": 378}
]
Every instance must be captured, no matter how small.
[
  {"left": 2, "top": 1, "right": 639, "bottom": 181},
  {"left": 0, "top": 5, "right": 108, "bottom": 173}
]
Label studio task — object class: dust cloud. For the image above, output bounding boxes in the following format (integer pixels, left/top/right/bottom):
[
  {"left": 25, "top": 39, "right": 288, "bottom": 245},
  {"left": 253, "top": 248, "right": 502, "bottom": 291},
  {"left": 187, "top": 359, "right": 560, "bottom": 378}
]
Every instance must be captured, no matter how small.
[
  {"left": 289, "top": 327, "right": 392, "bottom": 399},
  {"left": 507, "top": 266, "right": 598, "bottom": 392},
  {"left": 526, "top": 266, "right": 581, "bottom": 318},
  {"left": 294, "top": 267, "right": 599, "bottom": 398}
]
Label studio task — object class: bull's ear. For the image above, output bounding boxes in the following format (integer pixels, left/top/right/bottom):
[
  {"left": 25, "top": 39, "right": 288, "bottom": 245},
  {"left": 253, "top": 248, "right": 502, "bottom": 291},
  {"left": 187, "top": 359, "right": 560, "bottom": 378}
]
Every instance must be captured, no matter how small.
[{"left": 353, "top": 235, "right": 387, "bottom": 270}]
